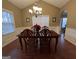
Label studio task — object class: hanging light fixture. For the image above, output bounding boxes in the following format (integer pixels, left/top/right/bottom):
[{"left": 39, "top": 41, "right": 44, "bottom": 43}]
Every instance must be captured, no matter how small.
[{"left": 29, "top": 1, "right": 42, "bottom": 17}]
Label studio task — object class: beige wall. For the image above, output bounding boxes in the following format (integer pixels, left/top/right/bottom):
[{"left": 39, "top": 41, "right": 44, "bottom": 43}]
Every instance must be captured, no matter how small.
[
  {"left": 2, "top": 0, "right": 23, "bottom": 28},
  {"left": 22, "top": 1, "right": 60, "bottom": 27},
  {"left": 60, "top": 0, "right": 76, "bottom": 29}
]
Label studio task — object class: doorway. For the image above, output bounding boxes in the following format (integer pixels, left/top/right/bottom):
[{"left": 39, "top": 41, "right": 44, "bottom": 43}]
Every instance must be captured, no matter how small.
[{"left": 60, "top": 10, "right": 68, "bottom": 35}]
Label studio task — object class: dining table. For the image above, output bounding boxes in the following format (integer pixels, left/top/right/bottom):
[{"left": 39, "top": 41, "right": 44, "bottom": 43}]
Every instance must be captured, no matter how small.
[{"left": 17, "top": 29, "right": 59, "bottom": 52}]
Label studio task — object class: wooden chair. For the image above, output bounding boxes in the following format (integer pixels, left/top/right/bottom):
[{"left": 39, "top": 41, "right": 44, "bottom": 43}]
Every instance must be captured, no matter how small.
[
  {"left": 32, "top": 24, "right": 41, "bottom": 35},
  {"left": 41, "top": 26, "right": 49, "bottom": 30},
  {"left": 21, "top": 29, "right": 33, "bottom": 36},
  {"left": 31, "top": 24, "right": 41, "bottom": 50},
  {"left": 20, "top": 29, "right": 37, "bottom": 53},
  {"left": 39, "top": 28, "right": 52, "bottom": 52}
]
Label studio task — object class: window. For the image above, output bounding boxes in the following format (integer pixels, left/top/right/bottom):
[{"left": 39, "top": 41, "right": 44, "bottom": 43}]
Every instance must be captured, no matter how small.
[
  {"left": 2, "top": 9, "right": 15, "bottom": 35},
  {"left": 32, "top": 15, "right": 49, "bottom": 27},
  {"left": 61, "top": 17, "right": 67, "bottom": 28}
]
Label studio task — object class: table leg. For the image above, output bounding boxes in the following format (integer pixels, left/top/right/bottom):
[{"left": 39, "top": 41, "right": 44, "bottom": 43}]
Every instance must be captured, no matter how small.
[
  {"left": 55, "top": 37, "right": 58, "bottom": 52},
  {"left": 19, "top": 37, "right": 23, "bottom": 50}
]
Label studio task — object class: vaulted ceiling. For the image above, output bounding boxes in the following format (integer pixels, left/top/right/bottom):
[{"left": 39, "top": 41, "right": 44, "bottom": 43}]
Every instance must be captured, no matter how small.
[{"left": 8, "top": 0, "right": 70, "bottom": 9}]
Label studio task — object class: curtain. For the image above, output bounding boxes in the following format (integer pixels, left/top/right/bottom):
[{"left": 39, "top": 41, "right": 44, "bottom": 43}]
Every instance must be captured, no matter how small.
[
  {"left": 32, "top": 15, "right": 49, "bottom": 27},
  {"left": 2, "top": 10, "right": 14, "bottom": 35}
]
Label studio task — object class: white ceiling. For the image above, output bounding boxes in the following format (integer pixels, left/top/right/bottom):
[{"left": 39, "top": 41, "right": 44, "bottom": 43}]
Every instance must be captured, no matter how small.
[
  {"left": 8, "top": 0, "right": 38, "bottom": 9},
  {"left": 8, "top": 0, "right": 70, "bottom": 9},
  {"left": 43, "top": 0, "right": 69, "bottom": 8}
]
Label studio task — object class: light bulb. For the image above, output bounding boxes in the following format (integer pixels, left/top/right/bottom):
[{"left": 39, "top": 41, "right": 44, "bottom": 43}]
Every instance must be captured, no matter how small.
[{"left": 29, "top": 9, "right": 33, "bottom": 14}]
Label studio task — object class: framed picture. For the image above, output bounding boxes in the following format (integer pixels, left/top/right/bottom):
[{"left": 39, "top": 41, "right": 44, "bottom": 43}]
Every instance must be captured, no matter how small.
[
  {"left": 26, "top": 18, "right": 30, "bottom": 22},
  {"left": 52, "top": 17, "right": 56, "bottom": 22}
]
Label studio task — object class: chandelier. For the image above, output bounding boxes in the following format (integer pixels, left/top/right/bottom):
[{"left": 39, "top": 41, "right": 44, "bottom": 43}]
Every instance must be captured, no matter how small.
[{"left": 29, "top": 1, "right": 42, "bottom": 17}]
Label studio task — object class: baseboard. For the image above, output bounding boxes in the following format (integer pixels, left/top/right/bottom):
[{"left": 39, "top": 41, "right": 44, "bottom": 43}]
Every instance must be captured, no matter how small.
[
  {"left": 65, "top": 28, "right": 76, "bottom": 45},
  {"left": 65, "top": 38, "right": 76, "bottom": 45},
  {"left": 50, "top": 26, "right": 76, "bottom": 45},
  {"left": 2, "top": 38, "right": 17, "bottom": 47},
  {"left": 2, "top": 27, "right": 30, "bottom": 47}
]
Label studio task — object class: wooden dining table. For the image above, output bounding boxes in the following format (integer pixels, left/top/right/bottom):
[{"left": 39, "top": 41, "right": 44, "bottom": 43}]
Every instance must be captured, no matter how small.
[{"left": 17, "top": 30, "right": 59, "bottom": 52}]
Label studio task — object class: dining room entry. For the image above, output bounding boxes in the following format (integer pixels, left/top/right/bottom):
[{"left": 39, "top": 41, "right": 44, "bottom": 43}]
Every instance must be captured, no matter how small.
[
  {"left": 32, "top": 15, "right": 49, "bottom": 27},
  {"left": 60, "top": 10, "right": 68, "bottom": 35}
]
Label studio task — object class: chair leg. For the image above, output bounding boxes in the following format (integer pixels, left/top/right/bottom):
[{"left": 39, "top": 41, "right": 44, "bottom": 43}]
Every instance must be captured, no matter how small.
[
  {"left": 23, "top": 38, "right": 27, "bottom": 50},
  {"left": 19, "top": 38, "right": 23, "bottom": 50},
  {"left": 55, "top": 37, "right": 58, "bottom": 52}
]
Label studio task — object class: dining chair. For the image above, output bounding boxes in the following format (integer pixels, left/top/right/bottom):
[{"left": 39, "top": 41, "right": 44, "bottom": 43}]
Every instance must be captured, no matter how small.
[
  {"left": 39, "top": 28, "right": 52, "bottom": 52},
  {"left": 41, "top": 26, "right": 49, "bottom": 30},
  {"left": 20, "top": 29, "right": 37, "bottom": 53},
  {"left": 32, "top": 24, "right": 41, "bottom": 35},
  {"left": 31, "top": 24, "right": 41, "bottom": 50}
]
